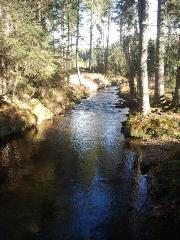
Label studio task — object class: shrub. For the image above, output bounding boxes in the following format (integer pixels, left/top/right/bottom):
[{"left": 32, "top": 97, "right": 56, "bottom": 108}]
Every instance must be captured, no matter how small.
[{"left": 126, "top": 113, "right": 180, "bottom": 139}]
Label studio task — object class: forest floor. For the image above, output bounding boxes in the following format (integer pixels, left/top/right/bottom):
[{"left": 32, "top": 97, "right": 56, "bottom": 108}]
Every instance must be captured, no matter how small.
[{"left": 117, "top": 77, "right": 180, "bottom": 239}]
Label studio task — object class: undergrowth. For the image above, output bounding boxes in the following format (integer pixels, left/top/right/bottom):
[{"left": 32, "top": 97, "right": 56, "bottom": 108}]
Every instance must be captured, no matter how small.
[{"left": 125, "top": 113, "right": 180, "bottom": 140}]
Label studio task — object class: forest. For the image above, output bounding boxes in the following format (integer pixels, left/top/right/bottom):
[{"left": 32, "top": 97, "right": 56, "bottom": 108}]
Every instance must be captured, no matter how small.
[
  {"left": 0, "top": 0, "right": 179, "bottom": 114},
  {"left": 0, "top": 0, "right": 180, "bottom": 239}
]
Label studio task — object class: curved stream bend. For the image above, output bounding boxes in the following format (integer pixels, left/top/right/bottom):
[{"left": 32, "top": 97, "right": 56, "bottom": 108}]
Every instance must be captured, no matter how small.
[{"left": 0, "top": 86, "right": 148, "bottom": 240}]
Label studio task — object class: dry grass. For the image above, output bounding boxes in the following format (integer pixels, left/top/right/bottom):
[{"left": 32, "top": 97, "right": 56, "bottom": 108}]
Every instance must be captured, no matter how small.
[
  {"left": 0, "top": 73, "right": 109, "bottom": 139},
  {"left": 0, "top": 103, "right": 36, "bottom": 139},
  {"left": 126, "top": 113, "right": 180, "bottom": 140},
  {"left": 69, "top": 73, "right": 110, "bottom": 92}
]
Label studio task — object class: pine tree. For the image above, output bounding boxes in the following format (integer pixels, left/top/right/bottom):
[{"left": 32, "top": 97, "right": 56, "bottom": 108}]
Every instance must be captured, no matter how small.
[
  {"left": 138, "top": 0, "right": 150, "bottom": 115},
  {"left": 155, "top": 0, "right": 166, "bottom": 102}
]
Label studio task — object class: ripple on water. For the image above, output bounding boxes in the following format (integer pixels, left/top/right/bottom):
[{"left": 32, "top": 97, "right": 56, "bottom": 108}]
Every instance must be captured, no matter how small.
[{"left": 0, "top": 86, "right": 148, "bottom": 240}]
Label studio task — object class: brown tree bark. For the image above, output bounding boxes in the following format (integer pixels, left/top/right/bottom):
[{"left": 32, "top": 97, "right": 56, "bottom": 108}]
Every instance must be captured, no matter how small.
[
  {"left": 173, "top": 35, "right": 180, "bottom": 110},
  {"left": 123, "top": 38, "right": 136, "bottom": 99},
  {"left": 104, "top": 7, "right": 111, "bottom": 76},
  {"left": 76, "top": 0, "right": 80, "bottom": 70},
  {"left": 155, "top": 0, "right": 165, "bottom": 102}
]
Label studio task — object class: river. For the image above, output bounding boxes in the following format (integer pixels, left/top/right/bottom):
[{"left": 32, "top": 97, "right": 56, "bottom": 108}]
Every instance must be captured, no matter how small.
[{"left": 0, "top": 86, "right": 149, "bottom": 240}]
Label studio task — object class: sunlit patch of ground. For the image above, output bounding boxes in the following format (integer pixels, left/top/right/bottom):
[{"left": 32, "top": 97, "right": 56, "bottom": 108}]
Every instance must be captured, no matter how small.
[
  {"left": 0, "top": 73, "right": 110, "bottom": 139},
  {"left": 70, "top": 73, "right": 110, "bottom": 92}
]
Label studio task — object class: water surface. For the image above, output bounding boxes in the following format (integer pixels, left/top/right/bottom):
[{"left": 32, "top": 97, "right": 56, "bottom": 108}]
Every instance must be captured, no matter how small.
[{"left": 0, "top": 87, "right": 147, "bottom": 240}]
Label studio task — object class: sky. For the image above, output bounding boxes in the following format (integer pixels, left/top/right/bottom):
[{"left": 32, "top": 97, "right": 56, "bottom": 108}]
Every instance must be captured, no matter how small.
[{"left": 79, "top": 0, "right": 158, "bottom": 48}]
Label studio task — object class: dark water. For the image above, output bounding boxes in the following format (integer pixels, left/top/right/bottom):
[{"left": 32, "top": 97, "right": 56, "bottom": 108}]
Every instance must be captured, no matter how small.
[{"left": 0, "top": 87, "right": 148, "bottom": 240}]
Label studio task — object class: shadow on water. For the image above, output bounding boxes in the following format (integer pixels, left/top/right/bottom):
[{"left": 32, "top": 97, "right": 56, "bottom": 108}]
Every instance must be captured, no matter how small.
[{"left": 0, "top": 87, "right": 149, "bottom": 240}]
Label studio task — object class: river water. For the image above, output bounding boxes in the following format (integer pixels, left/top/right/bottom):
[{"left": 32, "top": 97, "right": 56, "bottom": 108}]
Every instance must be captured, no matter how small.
[{"left": 0, "top": 86, "right": 148, "bottom": 240}]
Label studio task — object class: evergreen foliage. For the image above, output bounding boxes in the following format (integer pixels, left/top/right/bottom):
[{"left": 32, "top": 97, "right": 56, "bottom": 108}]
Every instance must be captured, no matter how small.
[{"left": 0, "top": 0, "right": 179, "bottom": 110}]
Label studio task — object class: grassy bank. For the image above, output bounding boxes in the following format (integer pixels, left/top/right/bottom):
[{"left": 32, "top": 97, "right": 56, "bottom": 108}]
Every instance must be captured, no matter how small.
[
  {"left": 0, "top": 73, "right": 110, "bottom": 139},
  {"left": 118, "top": 77, "right": 179, "bottom": 141},
  {"left": 125, "top": 113, "right": 180, "bottom": 140}
]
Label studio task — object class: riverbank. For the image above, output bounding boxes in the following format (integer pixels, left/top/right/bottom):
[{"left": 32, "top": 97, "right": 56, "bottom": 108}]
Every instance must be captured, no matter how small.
[
  {"left": 131, "top": 138, "right": 180, "bottom": 240},
  {"left": 125, "top": 117, "right": 180, "bottom": 239},
  {"left": 118, "top": 77, "right": 179, "bottom": 141},
  {"left": 0, "top": 73, "right": 110, "bottom": 139},
  {"left": 0, "top": 86, "right": 145, "bottom": 240},
  {"left": 118, "top": 79, "right": 180, "bottom": 239}
]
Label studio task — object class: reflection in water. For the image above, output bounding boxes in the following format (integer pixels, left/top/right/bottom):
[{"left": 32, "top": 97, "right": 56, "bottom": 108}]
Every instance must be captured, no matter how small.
[{"left": 0, "top": 87, "right": 147, "bottom": 240}]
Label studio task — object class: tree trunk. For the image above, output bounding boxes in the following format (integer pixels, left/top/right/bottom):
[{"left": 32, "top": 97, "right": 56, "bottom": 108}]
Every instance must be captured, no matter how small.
[
  {"left": 119, "top": 16, "right": 123, "bottom": 45},
  {"left": 155, "top": 0, "right": 165, "bottom": 102},
  {"left": 105, "top": 7, "right": 110, "bottom": 76},
  {"left": 138, "top": 0, "right": 150, "bottom": 115},
  {"left": 70, "top": 34, "right": 73, "bottom": 69},
  {"left": 89, "top": 0, "right": 93, "bottom": 72},
  {"left": 67, "top": 11, "right": 70, "bottom": 69},
  {"left": 76, "top": 0, "right": 80, "bottom": 70},
  {"left": 165, "top": 24, "right": 172, "bottom": 81},
  {"left": 173, "top": 35, "right": 180, "bottom": 110},
  {"left": 0, "top": 4, "right": 9, "bottom": 96},
  {"left": 62, "top": 13, "right": 65, "bottom": 69},
  {"left": 123, "top": 39, "right": 135, "bottom": 99}
]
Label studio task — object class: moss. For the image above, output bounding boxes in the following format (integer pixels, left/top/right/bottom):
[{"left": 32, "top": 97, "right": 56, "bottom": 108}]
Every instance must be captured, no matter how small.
[{"left": 125, "top": 113, "right": 180, "bottom": 140}]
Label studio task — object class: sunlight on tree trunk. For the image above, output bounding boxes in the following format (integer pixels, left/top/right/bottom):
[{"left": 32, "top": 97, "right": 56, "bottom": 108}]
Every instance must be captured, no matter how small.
[
  {"left": 138, "top": 0, "right": 150, "bottom": 115},
  {"left": 89, "top": 0, "right": 94, "bottom": 72}
]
